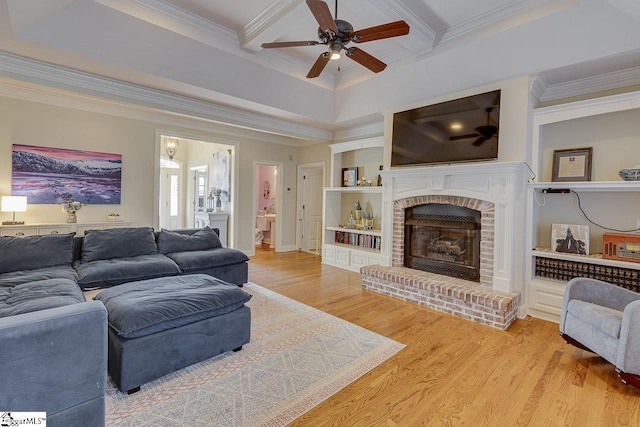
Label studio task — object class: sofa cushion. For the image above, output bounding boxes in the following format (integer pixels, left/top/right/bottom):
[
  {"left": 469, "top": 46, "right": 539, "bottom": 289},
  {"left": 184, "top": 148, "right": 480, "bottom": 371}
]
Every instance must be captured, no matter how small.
[
  {"left": 74, "top": 254, "right": 181, "bottom": 290},
  {"left": 567, "top": 299, "right": 623, "bottom": 339},
  {"left": 166, "top": 248, "right": 249, "bottom": 273},
  {"left": 0, "top": 234, "right": 75, "bottom": 274},
  {"left": 0, "top": 278, "right": 85, "bottom": 318},
  {"left": 0, "top": 265, "right": 79, "bottom": 288},
  {"left": 81, "top": 227, "right": 157, "bottom": 263},
  {"left": 157, "top": 226, "right": 222, "bottom": 254},
  {"left": 94, "top": 274, "right": 252, "bottom": 338}
]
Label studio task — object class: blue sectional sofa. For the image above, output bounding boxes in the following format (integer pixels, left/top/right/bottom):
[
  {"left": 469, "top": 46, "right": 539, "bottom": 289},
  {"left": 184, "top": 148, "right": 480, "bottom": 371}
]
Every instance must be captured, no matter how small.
[{"left": 0, "top": 226, "right": 249, "bottom": 427}]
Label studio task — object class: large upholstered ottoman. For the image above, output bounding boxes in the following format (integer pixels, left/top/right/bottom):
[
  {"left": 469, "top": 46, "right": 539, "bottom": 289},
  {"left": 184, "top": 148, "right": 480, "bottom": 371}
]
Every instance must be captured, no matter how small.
[{"left": 94, "top": 274, "right": 252, "bottom": 393}]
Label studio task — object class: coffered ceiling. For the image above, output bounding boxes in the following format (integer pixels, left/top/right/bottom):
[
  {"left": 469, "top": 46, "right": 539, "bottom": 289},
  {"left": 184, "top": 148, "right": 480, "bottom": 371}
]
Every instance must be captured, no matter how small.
[{"left": 1, "top": 0, "right": 640, "bottom": 141}]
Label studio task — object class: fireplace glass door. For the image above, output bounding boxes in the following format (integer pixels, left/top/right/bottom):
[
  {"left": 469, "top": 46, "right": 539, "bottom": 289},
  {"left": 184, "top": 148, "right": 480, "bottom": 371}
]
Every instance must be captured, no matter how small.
[{"left": 404, "top": 204, "right": 481, "bottom": 281}]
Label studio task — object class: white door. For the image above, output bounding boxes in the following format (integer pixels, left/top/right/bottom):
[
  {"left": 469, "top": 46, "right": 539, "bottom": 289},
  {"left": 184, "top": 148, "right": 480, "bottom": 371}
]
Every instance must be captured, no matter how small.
[
  {"left": 301, "top": 167, "right": 323, "bottom": 253},
  {"left": 159, "top": 163, "right": 183, "bottom": 230},
  {"left": 193, "top": 168, "right": 207, "bottom": 224}
]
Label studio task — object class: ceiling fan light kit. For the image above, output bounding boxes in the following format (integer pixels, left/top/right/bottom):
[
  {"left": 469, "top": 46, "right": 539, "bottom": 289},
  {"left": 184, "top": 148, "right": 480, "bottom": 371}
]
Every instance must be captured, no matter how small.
[{"left": 261, "top": 0, "right": 410, "bottom": 78}]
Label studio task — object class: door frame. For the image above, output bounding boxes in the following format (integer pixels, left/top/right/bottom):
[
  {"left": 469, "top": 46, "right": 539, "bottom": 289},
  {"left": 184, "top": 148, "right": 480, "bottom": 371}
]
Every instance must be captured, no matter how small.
[
  {"left": 154, "top": 130, "right": 238, "bottom": 248},
  {"left": 296, "top": 162, "right": 325, "bottom": 253},
  {"left": 253, "top": 160, "right": 283, "bottom": 252}
]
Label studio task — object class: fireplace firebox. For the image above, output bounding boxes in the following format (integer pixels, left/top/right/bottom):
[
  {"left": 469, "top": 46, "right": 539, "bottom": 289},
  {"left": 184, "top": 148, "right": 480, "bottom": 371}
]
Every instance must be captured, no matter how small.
[{"left": 404, "top": 203, "right": 481, "bottom": 281}]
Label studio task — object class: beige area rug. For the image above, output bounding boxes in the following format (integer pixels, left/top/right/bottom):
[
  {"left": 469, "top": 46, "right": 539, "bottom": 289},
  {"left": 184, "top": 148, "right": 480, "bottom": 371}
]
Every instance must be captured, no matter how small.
[{"left": 105, "top": 283, "right": 405, "bottom": 426}]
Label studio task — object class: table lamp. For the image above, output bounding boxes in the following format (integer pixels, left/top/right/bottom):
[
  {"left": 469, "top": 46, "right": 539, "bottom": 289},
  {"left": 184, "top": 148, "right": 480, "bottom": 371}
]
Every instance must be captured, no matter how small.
[{"left": 1, "top": 196, "right": 28, "bottom": 225}]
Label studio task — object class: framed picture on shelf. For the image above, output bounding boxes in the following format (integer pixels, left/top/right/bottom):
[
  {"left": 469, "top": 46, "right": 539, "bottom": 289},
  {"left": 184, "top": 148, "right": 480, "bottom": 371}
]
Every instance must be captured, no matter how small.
[
  {"left": 342, "top": 167, "right": 358, "bottom": 187},
  {"left": 551, "top": 147, "right": 593, "bottom": 182},
  {"left": 551, "top": 223, "right": 590, "bottom": 255}
]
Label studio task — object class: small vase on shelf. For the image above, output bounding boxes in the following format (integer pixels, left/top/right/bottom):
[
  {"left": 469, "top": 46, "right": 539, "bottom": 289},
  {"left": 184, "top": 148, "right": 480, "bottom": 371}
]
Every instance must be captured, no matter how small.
[{"left": 61, "top": 199, "right": 83, "bottom": 224}]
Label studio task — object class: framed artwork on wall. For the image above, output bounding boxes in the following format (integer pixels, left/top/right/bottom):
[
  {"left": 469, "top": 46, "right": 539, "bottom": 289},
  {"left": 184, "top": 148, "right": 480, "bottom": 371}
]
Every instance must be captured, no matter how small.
[
  {"left": 552, "top": 147, "right": 593, "bottom": 182},
  {"left": 11, "top": 144, "right": 122, "bottom": 204},
  {"left": 342, "top": 167, "right": 358, "bottom": 187},
  {"left": 211, "top": 150, "right": 231, "bottom": 201},
  {"left": 551, "top": 223, "right": 590, "bottom": 255}
]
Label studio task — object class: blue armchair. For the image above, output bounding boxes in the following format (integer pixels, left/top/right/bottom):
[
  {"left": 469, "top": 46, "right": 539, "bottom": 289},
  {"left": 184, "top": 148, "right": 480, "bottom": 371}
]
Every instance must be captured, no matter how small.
[{"left": 560, "top": 277, "right": 640, "bottom": 389}]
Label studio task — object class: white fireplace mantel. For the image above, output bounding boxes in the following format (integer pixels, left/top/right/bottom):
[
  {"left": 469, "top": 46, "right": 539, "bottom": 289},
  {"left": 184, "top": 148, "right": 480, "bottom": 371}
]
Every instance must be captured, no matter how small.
[{"left": 379, "top": 161, "right": 528, "bottom": 295}]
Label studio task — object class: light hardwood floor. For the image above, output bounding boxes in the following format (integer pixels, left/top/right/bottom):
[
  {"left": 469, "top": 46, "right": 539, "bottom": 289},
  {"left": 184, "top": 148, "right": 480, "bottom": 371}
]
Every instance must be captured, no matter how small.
[{"left": 249, "top": 245, "right": 640, "bottom": 426}]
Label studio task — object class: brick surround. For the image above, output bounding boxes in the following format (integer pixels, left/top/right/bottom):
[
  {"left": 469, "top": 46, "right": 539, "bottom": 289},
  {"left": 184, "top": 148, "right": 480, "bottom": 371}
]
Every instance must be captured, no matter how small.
[
  {"left": 361, "top": 265, "right": 520, "bottom": 330},
  {"left": 392, "top": 195, "right": 495, "bottom": 287}
]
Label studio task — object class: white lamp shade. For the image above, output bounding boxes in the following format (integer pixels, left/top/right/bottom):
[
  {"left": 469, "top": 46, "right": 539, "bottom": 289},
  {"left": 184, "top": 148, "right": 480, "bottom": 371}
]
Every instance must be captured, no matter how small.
[{"left": 1, "top": 196, "right": 28, "bottom": 212}]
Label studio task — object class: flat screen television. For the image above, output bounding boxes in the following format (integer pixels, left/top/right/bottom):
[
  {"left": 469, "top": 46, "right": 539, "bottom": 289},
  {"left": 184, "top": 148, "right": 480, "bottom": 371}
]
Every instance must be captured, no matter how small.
[{"left": 391, "top": 89, "right": 501, "bottom": 166}]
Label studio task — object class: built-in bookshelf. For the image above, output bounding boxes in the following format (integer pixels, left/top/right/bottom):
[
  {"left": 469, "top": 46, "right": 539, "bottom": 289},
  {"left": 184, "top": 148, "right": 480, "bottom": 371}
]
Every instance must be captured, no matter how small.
[
  {"left": 322, "top": 137, "right": 384, "bottom": 272},
  {"left": 526, "top": 89, "right": 640, "bottom": 322}
]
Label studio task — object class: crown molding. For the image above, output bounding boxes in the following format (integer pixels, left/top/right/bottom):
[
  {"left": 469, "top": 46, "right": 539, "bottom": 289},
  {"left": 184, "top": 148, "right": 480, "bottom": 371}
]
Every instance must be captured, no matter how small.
[
  {"left": 131, "top": 0, "right": 238, "bottom": 44},
  {"left": 239, "top": 0, "right": 302, "bottom": 50},
  {"left": 0, "top": 76, "right": 312, "bottom": 147},
  {"left": 439, "top": 0, "right": 551, "bottom": 43},
  {"left": 538, "top": 66, "right": 640, "bottom": 102},
  {"left": 367, "top": 0, "right": 436, "bottom": 55},
  {"left": 0, "top": 52, "right": 332, "bottom": 142},
  {"left": 333, "top": 121, "right": 384, "bottom": 143},
  {"left": 529, "top": 74, "right": 549, "bottom": 102}
]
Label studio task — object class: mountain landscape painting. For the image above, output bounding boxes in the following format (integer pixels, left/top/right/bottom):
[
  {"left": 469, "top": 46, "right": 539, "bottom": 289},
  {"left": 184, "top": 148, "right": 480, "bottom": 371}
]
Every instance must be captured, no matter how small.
[{"left": 12, "top": 144, "right": 122, "bottom": 204}]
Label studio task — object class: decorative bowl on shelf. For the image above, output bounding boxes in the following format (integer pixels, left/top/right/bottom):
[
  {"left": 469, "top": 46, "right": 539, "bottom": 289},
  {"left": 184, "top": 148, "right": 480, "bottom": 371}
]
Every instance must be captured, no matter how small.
[{"left": 619, "top": 168, "right": 640, "bottom": 181}]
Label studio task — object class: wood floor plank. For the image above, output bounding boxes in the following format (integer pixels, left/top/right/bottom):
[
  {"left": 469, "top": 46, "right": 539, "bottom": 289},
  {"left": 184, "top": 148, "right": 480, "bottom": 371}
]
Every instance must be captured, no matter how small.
[{"left": 248, "top": 246, "right": 640, "bottom": 426}]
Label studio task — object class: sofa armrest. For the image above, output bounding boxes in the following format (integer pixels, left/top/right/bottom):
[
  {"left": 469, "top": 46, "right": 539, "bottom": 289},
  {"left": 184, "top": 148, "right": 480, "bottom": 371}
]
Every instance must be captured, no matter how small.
[
  {"left": 0, "top": 301, "right": 107, "bottom": 423},
  {"left": 617, "top": 300, "right": 640, "bottom": 375}
]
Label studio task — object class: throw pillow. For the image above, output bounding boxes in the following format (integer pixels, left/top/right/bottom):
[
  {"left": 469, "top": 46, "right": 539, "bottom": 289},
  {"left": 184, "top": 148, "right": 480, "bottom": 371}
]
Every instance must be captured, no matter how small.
[
  {"left": 157, "top": 226, "right": 222, "bottom": 254},
  {"left": 0, "top": 233, "right": 75, "bottom": 274},
  {"left": 81, "top": 227, "right": 157, "bottom": 263}
]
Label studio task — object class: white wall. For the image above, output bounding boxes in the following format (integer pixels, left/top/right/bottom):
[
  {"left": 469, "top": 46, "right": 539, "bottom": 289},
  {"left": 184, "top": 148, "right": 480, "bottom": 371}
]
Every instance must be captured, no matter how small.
[
  {"left": 0, "top": 97, "right": 156, "bottom": 226},
  {"left": 0, "top": 93, "right": 305, "bottom": 254},
  {"left": 383, "top": 76, "right": 533, "bottom": 167}
]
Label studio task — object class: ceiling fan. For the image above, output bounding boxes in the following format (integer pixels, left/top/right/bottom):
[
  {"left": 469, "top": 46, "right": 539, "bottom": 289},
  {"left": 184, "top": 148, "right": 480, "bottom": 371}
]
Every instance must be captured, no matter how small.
[
  {"left": 261, "top": 0, "right": 410, "bottom": 78},
  {"left": 448, "top": 107, "right": 499, "bottom": 146}
]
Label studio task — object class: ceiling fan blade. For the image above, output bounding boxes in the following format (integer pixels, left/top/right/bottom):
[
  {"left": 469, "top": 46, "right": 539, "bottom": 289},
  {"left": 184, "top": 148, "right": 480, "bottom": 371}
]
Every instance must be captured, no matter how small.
[
  {"left": 472, "top": 136, "right": 488, "bottom": 146},
  {"left": 306, "top": 0, "right": 338, "bottom": 34},
  {"left": 261, "top": 41, "right": 320, "bottom": 48},
  {"left": 307, "top": 52, "right": 331, "bottom": 78},
  {"left": 345, "top": 47, "right": 386, "bottom": 73},
  {"left": 350, "top": 20, "right": 410, "bottom": 43},
  {"left": 449, "top": 133, "right": 480, "bottom": 141}
]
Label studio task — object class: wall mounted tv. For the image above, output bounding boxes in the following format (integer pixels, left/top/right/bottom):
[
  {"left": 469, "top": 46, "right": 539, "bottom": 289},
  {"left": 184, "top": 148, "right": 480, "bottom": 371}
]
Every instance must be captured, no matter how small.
[{"left": 391, "top": 89, "right": 501, "bottom": 166}]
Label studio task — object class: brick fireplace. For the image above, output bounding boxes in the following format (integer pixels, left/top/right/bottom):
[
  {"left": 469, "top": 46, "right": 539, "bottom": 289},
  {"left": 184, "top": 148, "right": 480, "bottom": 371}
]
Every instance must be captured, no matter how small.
[{"left": 361, "top": 161, "right": 527, "bottom": 329}]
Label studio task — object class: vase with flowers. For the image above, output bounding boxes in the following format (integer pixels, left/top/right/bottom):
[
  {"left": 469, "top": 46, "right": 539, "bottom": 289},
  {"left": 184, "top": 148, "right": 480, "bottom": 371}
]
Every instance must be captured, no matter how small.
[
  {"left": 210, "top": 187, "right": 223, "bottom": 212},
  {"left": 61, "top": 198, "right": 84, "bottom": 223}
]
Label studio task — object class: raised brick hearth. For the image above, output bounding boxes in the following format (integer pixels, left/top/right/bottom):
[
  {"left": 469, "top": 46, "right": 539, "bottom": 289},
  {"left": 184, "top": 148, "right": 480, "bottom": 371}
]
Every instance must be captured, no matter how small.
[{"left": 361, "top": 265, "right": 520, "bottom": 330}]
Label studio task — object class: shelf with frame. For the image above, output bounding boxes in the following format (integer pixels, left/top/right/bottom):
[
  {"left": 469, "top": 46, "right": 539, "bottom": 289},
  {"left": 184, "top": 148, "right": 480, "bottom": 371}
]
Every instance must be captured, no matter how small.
[{"left": 526, "top": 89, "right": 640, "bottom": 322}]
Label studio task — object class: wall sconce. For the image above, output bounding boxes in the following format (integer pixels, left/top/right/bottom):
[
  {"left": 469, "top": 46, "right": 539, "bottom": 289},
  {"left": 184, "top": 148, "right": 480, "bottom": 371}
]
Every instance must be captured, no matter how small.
[
  {"left": 166, "top": 138, "right": 179, "bottom": 160},
  {"left": 1, "top": 196, "right": 28, "bottom": 225}
]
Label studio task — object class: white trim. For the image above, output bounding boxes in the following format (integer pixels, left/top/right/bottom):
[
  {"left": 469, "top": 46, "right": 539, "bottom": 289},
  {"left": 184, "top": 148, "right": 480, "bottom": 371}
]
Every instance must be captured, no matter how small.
[{"left": 0, "top": 52, "right": 332, "bottom": 143}]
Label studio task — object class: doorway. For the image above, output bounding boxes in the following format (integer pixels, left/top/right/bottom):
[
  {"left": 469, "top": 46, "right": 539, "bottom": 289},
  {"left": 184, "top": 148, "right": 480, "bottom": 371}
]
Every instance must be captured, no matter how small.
[
  {"left": 297, "top": 163, "right": 325, "bottom": 254},
  {"left": 156, "top": 133, "right": 234, "bottom": 241},
  {"left": 254, "top": 162, "right": 282, "bottom": 251}
]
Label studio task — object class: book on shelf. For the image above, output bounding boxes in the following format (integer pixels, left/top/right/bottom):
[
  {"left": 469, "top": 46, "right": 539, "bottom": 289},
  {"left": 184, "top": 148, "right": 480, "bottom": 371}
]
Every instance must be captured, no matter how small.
[{"left": 334, "top": 231, "right": 381, "bottom": 250}]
